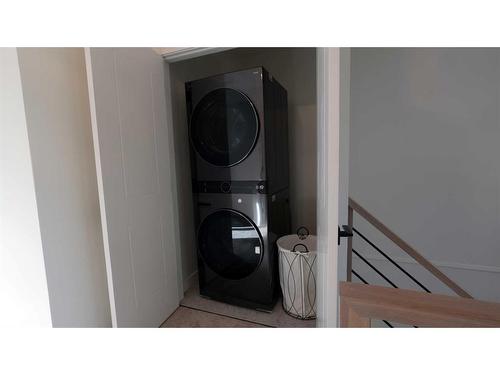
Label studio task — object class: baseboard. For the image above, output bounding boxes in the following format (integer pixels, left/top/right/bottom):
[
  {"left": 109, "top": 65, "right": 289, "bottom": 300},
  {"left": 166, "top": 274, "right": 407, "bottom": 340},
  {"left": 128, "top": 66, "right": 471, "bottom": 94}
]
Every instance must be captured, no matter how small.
[{"left": 183, "top": 270, "right": 198, "bottom": 292}]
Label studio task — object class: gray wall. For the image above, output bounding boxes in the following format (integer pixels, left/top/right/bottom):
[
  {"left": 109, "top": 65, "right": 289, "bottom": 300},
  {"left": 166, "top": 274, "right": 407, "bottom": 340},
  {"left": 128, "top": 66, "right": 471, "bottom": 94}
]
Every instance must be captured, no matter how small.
[
  {"left": 0, "top": 48, "right": 52, "bottom": 326},
  {"left": 17, "top": 48, "right": 111, "bottom": 326},
  {"left": 350, "top": 48, "right": 500, "bottom": 302},
  {"left": 168, "top": 48, "right": 317, "bottom": 290}
]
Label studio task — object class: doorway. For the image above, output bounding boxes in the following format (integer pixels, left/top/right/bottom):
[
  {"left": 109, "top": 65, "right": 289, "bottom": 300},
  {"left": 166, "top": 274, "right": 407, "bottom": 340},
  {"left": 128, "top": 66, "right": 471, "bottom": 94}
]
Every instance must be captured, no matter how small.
[
  {"left": 163, "top": 48, "right": 318, "bottom": 327},
  {"left": 161, "top": 47, "right": 347, "bottom": 328}
]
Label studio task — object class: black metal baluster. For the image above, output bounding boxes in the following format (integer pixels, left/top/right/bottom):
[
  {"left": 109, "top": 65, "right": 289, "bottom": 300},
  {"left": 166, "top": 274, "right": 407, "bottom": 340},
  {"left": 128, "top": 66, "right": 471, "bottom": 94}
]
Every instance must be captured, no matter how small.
[
  {"left": 353, "top": 227, "right": 431, "bottom": 293},
  {"left": 352, "top": 249, "right": 399, "bottom": 289}
]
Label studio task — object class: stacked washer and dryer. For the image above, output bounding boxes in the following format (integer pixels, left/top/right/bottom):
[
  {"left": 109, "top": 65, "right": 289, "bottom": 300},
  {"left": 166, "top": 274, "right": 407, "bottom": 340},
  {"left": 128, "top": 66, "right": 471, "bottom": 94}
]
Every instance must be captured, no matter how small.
[{"left": 186, "top": 67, "right": 290, "bottom": 311}]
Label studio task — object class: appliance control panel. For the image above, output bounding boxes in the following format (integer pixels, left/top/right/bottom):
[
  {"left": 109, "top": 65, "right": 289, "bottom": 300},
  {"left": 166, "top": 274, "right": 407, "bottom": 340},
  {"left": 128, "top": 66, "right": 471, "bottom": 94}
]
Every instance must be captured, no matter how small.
[{"left": 193, "top": 180, "right": 267, "bottom": 194}]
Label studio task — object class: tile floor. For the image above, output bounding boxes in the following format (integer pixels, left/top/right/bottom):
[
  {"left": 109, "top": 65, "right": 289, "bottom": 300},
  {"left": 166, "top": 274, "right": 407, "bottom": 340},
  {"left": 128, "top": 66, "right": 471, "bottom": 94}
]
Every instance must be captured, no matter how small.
[{"left": 161, "top": 285, "right": 316, "bottom": 328}]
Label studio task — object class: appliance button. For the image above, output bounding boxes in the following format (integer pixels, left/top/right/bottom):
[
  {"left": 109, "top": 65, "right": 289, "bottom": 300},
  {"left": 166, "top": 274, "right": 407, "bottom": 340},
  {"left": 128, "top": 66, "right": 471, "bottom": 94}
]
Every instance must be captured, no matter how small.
[{"left": 220, "top": 182, "right": 231, "bottom": 193}]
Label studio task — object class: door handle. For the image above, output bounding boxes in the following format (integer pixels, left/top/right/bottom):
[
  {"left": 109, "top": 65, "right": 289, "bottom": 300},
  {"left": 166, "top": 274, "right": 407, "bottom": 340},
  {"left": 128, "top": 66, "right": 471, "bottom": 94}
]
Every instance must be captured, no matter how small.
[{"left": 338, "top": 225, "right": 353, "bottom": 245}]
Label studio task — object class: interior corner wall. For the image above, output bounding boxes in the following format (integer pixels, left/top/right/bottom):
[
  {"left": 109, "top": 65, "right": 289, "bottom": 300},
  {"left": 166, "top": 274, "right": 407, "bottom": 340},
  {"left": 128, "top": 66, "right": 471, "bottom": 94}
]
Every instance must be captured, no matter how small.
[
  {"left": 17, "top": 48, "right": 111, "bottom": 326},
  {"left": 0, "top": 48, "right": 52, "bottom": 326},
  {"left": 168, "top": 48, "right": 317, "bottom": 291},
  {"left": 349, "top": 48, "right": 500, "bottom": 302}
]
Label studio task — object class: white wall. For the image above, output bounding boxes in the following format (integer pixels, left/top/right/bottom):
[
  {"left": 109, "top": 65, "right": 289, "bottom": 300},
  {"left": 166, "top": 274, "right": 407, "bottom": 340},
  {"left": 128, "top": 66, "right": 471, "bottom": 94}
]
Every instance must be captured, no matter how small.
[
  {"left": 17, "top": 48, "right": 111, "bottom": 326},
  {"left": 0, "top": 48, "right": 52, "bottom": 326},
  {"left": 168, "top": 48, "right": 317, "bottom": 291},
  {"left": 350, "top": 48, "right": 500, "bottom": 302}
]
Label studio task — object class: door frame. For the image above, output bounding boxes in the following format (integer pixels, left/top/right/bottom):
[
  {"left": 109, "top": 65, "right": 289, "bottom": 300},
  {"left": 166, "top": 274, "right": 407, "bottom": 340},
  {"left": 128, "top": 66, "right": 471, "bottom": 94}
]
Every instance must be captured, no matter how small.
[
  {"left": 316, "top": 48, "right": 342, "bottom": 327},
  {"left": 155, "top": 47, "right": 233, "bottom": 62}
]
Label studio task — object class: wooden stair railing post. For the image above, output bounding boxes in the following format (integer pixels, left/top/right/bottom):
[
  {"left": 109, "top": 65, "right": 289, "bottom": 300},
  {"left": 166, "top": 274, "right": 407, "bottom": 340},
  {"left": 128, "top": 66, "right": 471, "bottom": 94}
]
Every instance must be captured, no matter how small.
[
  {"left": 346, "top": 205, "right": 353, "bottom": 282},
  {"left": 340, "top": 295, "right": 370, "bottom": 328},
  {"left": 348, "top": 198, "right": 472, "bottom": 299}
]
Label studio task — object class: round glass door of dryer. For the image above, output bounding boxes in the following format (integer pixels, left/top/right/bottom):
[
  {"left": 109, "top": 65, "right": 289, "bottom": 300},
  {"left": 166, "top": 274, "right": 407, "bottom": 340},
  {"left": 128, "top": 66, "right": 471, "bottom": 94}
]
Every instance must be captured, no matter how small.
[
  {"left": 190, "top": 88, "right": 259, "bottom": 167},
  {"left": 197, "top": 209, "right": 263, "bottom": 280}
]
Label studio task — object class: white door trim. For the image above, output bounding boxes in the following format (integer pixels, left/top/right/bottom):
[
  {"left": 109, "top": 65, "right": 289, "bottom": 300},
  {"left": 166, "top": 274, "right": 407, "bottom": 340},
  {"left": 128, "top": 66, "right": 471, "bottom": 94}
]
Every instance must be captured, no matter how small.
[
  {"left": 337, "top": 48, "right": 351, "bottom": 283},
  {"left": 155, "top": 48, "right": 233, "bottom": 63},
  {"left": 316, "top": 48, "right": 341, "bottom": 327}
]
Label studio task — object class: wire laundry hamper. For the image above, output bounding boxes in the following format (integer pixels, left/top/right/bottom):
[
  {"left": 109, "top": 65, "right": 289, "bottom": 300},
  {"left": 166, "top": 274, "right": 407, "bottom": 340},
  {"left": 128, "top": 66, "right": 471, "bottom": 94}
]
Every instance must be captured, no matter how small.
[{"left": 277, "top": 227, "right": 317, "bottom": 320}]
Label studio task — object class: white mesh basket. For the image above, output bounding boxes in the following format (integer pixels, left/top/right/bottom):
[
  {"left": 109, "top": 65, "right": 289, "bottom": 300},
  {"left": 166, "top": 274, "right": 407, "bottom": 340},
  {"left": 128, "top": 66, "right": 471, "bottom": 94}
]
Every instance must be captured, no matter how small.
[{"left": 277, "top": 231, "right": 317, "bottom": 320}]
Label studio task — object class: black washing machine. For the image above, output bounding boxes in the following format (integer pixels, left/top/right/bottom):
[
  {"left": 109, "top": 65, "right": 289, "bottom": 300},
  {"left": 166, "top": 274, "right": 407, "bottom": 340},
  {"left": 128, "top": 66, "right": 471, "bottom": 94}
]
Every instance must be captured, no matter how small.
[
  {"left": 186, "top": 67, "right": 290, "bottom": 310},
  {"left": 194, "top": 187, "right": 290, "bottom": 310},
  {"left": 186, "top": 66, "right": 289, "bottom": 195}
]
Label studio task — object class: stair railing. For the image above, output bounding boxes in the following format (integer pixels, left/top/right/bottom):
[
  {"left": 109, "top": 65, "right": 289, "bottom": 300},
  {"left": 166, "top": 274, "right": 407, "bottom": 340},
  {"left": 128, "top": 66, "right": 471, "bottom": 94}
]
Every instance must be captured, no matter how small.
[{"left": 347, "top": 197, "right": 472, "bottom": 299}]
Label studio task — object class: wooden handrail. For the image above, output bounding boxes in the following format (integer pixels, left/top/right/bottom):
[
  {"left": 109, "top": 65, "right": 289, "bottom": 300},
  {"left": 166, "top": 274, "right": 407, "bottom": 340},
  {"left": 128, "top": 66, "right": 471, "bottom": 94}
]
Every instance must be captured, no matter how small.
[
  {"left": 340, "top": 282, "right": 500, "bottom": 328},
  {"left": 348, "top": 197, "right": 473, "bottom": 299}
]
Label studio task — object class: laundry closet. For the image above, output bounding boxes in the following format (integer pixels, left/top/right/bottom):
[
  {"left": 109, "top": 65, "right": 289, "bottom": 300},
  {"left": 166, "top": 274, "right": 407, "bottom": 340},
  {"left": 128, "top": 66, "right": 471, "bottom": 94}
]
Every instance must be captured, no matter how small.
[{"left": 166, "top": 48, "right": 318, "bottom": 309}]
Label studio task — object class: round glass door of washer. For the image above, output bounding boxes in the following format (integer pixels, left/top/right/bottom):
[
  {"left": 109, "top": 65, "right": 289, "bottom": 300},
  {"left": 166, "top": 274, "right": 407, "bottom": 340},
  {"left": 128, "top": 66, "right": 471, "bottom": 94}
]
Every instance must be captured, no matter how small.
[
  {"left": 190, "top": 88, "right": 259, "bottom": 167},
  {"left": 197, "top": 209, "right": 263, "bottom": 280}
]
